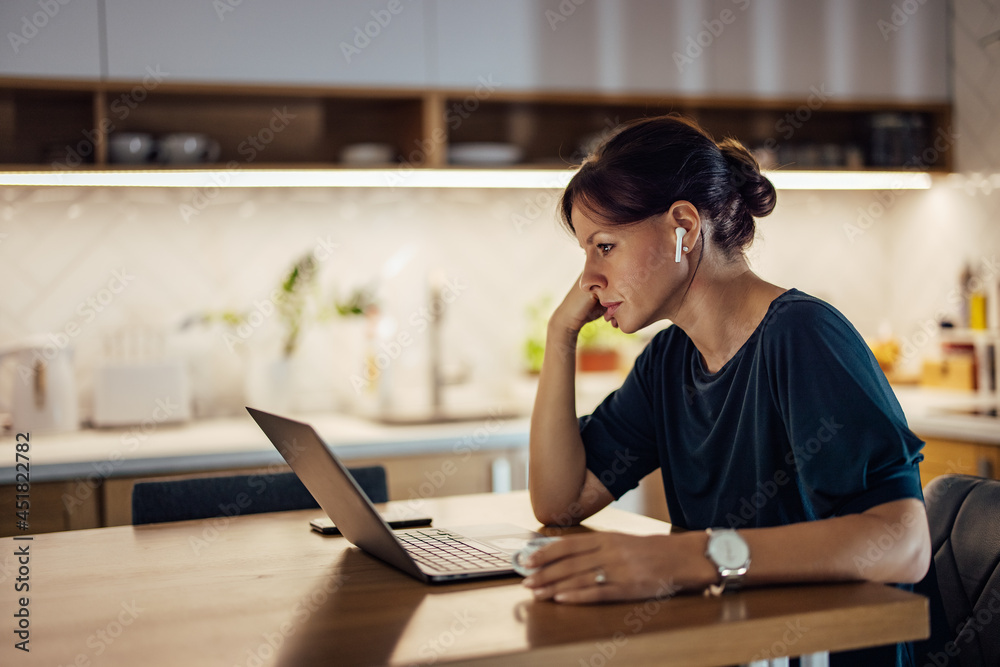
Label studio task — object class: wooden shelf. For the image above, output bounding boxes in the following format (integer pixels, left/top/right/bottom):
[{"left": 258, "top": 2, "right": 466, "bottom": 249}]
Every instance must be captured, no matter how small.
[{"left": 0, "top": 77, "right": 953, "bottom": 172}]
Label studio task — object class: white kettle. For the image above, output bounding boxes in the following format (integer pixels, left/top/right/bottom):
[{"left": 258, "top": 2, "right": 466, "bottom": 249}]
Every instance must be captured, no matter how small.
[{"left": 0, "top": 336, "right": 79, "bottom": 434}]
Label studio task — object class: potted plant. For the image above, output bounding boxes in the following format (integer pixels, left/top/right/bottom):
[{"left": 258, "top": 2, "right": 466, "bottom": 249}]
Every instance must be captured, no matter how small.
[{"left": 577, "top": 318, "right": 629, "bottom": 372}]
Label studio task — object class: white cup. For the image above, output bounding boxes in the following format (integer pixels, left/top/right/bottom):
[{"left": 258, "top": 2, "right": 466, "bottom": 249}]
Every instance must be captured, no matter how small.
[
  {"left": 108, "top": 132, "right": 155, "bottom": 164},
  {"left": 511, "top": 537, "right": 561, "bottom": 576},
  {"left": 158, "top": 133, "right": 221, "bottom": 164}
]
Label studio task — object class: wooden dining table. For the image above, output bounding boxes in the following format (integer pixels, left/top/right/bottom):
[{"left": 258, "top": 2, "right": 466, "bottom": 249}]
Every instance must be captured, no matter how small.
[{"left": 0, "top": 490, "right": 927, "bottom": 666}]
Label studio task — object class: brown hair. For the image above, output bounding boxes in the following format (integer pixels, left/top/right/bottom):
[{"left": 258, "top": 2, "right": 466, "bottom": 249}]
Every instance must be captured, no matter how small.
[{"left": 560, "top": 114, "right": 776, "bottom": 258}]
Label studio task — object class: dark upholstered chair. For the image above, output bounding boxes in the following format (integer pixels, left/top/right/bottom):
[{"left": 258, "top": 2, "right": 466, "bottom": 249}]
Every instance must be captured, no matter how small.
[
  {"left": 131, "top": 466, "right": 387, "bottom": 525},
  {"left": 913, "top": 474, "right": 1000, "bottom": 667}
]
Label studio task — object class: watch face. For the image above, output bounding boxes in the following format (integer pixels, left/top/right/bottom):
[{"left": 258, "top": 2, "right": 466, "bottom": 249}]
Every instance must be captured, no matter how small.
[{"left": 708, "top": 531, "right": 750, "bottom": 569}]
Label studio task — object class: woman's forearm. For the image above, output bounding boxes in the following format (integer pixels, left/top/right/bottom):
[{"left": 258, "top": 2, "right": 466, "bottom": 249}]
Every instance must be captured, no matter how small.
[
  {"left": 741, "top": 498, "right": 931, "bottom": 586},
  {"left": 529, "top": 321, "right": 594, "bottom": 525},
  {"left": 523, "top": 497, "right": 931, "bottom": 604}
]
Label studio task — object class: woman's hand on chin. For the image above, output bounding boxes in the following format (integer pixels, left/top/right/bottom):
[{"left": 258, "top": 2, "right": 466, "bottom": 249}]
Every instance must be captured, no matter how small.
[
  {"left": 550, "top": 275, "right": 606, "bottom": 336},
  {"left": 520, "top": 532, "right": 717, "bottom": 604}
]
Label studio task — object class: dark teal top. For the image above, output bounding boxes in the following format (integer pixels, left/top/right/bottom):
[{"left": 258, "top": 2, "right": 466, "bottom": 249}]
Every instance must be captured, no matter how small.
[{"left": 579, "top": 288, "right": 925, "bottom": 666}]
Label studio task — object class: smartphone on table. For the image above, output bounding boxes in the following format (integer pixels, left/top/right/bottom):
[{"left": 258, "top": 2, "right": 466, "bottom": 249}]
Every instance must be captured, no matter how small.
[{"left": 309, "top": 507, "right": 432, "bottom": 535}]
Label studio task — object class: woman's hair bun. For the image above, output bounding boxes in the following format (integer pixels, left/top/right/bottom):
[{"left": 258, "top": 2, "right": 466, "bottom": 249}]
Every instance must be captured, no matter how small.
[{"left": 717, "top": 138, "right": 777, "bottom": 219}]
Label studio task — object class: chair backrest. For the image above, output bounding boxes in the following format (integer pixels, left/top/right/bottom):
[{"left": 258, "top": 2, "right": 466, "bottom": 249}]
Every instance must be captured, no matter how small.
[
  {"left": 914, "top": 474, "right": 1000, "bottom": 667},
  {"left": 131, "top": 466, "right": 388, "bottom": 525}
]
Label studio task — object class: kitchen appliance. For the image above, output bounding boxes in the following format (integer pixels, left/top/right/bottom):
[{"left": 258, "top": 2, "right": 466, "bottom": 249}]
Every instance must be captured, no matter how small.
[
  {"left": 0, "top": 337, "right": 79, "bottom": 434},
  {"left": 92, "top": 361, "right": 191, "bottom": 427},
  {"left": 91, "top": 329, "right": 192, "bottom": 427}
]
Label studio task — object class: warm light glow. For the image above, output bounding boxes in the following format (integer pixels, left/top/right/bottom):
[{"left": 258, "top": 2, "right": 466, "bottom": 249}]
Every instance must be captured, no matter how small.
[
  {"left": 0, "top": 168, "right": 934, "bottom": 190},
  {"left": 765, "top": 170, "right": 933, "bottom": 190},
  {"left": 0, "top": 168, "right": 575, "bottom": 189}
]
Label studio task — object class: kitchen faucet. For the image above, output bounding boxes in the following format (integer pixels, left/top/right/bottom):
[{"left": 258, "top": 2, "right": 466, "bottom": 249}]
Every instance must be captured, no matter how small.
[{"left": 427, "top": 272, "right": 468, "bottom": 416}]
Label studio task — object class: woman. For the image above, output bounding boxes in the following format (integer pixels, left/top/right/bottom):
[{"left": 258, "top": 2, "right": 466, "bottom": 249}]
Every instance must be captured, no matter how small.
[{"left": 524, "top": 114, "right": 930, "bottom": 665}]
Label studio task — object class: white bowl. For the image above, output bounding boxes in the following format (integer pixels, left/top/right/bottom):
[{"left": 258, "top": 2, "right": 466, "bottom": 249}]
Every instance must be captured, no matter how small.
[
  {"left": 448, "top": 142, "right": 524, "bottom": 165},
  {"left": 339, "top": 142, "right": 396, "bottom": 165}
]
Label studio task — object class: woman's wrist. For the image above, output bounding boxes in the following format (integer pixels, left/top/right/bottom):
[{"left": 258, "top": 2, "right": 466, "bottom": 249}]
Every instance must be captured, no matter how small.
[
  {"left": 672, "top": 531, "right": 724, "bottom": 593},
  {"left": 544, "top": 321, "right": 581, "bottom": 366},
  {"left": 547, "top": 317, "right": 583, "bottom": 343}
]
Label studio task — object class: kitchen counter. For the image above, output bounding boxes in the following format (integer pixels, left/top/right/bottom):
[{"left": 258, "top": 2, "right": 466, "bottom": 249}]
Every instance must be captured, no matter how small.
[
  {"left": 2, "top": 385, "right": 999, "bottom": 486},
  {"left": 0, "top": 410, "right": 529, "bottom": 485},
  {"left": 892, "top": 385, "right": 1000, "bottom": 445}
]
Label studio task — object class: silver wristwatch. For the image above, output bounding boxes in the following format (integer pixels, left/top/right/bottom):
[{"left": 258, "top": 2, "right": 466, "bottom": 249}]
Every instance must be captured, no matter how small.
[{"left": 704, "top": 528, "right": 750, "bottom": 596}]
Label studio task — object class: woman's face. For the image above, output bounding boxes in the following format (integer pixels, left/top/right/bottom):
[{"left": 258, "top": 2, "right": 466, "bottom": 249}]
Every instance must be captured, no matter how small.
[{"left": 573, "top": 205, "right": 687, "bottom": 333}]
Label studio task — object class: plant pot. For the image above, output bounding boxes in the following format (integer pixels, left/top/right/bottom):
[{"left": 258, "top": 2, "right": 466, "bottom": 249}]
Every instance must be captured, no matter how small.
[{"left": 578, "top": 349, "right": 619, "bottom": 373}]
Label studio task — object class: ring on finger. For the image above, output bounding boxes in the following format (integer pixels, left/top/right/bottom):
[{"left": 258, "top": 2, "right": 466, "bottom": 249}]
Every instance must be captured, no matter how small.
[{"left": 594, "top": 567, "right": 607, "bottom": 585}]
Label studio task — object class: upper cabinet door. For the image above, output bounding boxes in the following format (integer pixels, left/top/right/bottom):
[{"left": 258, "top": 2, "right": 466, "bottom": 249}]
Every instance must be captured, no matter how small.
[
  {"left": 432, "top": 0, "right": 948, "bottom": 100},
  {"left": 431, "top": 0, "right": 709, "bottom": 95},
  {"left": 0, "top": 0, "right": 102, "bottom": 78},
  {"left": 104, "top": 0, "right": 428, "bottom": 86},
  {"left": 705, "top": 0, "right": 949, "bottom": 101},
  {"left": 431, "top": 0, "right": 595, "bottom": 92}
]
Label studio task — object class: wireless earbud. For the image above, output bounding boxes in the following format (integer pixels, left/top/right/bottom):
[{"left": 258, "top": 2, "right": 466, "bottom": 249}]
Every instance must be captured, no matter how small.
[{"left": 675, "top": 228, "right": 686, "bottom": 263}]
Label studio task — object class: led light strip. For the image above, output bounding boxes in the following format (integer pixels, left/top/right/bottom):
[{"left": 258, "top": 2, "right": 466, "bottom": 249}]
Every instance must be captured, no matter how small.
[{"left": 0, "top": 168, "right": 933, "bottom": 190}]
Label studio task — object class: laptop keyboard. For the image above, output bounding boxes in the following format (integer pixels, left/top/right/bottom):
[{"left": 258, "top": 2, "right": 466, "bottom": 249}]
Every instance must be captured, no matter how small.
[{"left": 396, "top": 528, "right": 511, "bottom": 572}]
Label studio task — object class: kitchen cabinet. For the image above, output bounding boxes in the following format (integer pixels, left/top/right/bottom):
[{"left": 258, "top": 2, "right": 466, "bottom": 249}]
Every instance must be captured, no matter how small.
[
  {"left": 434, "top": 0, "right": 949, "bottom": 101},
  {"left": 918, "top": 436, "right": 1000, "bottom": 488},
  {"left": 103, "top": 0, "right": 428, "bottom": 87},
  {"left": 432, "top": 0, "right": 629, "bottom": 93},
  {"left": 0, "top": 0, "right": 953, "bottom": 171},
  {"left": 707, "top": 0, "right": 948, "bottom": 101},
  {"left": 0, "top": 0, "right": 102, "bottom": 79},
  {"left": 0, "top": 479, "right": 101, "bottom": 535},
  {"left": 0, "top": 77, "right": 953, "bottom": 170}
]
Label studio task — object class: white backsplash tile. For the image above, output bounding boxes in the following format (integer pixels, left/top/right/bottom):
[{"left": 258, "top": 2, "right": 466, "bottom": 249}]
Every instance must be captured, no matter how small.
[{"left": 1, "top": 177, "right": 998, "bottom": 420}]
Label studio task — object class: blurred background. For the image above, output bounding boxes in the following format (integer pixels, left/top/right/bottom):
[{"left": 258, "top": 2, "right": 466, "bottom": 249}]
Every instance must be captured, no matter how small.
[{"left": 1, "top": 0, "right": 999, "bottom": 530}]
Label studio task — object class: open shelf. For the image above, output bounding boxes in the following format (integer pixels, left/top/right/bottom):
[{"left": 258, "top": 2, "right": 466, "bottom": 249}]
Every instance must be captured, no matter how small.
[
  {"left": 0, "top": 78, "right": 953, "bottom": 173},
  {"left": 443, "top": 93, "right": 951, "bottom": 171}
]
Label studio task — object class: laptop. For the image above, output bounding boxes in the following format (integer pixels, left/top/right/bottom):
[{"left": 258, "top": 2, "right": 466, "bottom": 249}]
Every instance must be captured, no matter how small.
[{"left": 247, "top": 407, "right": 540, "bottom": 583}]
